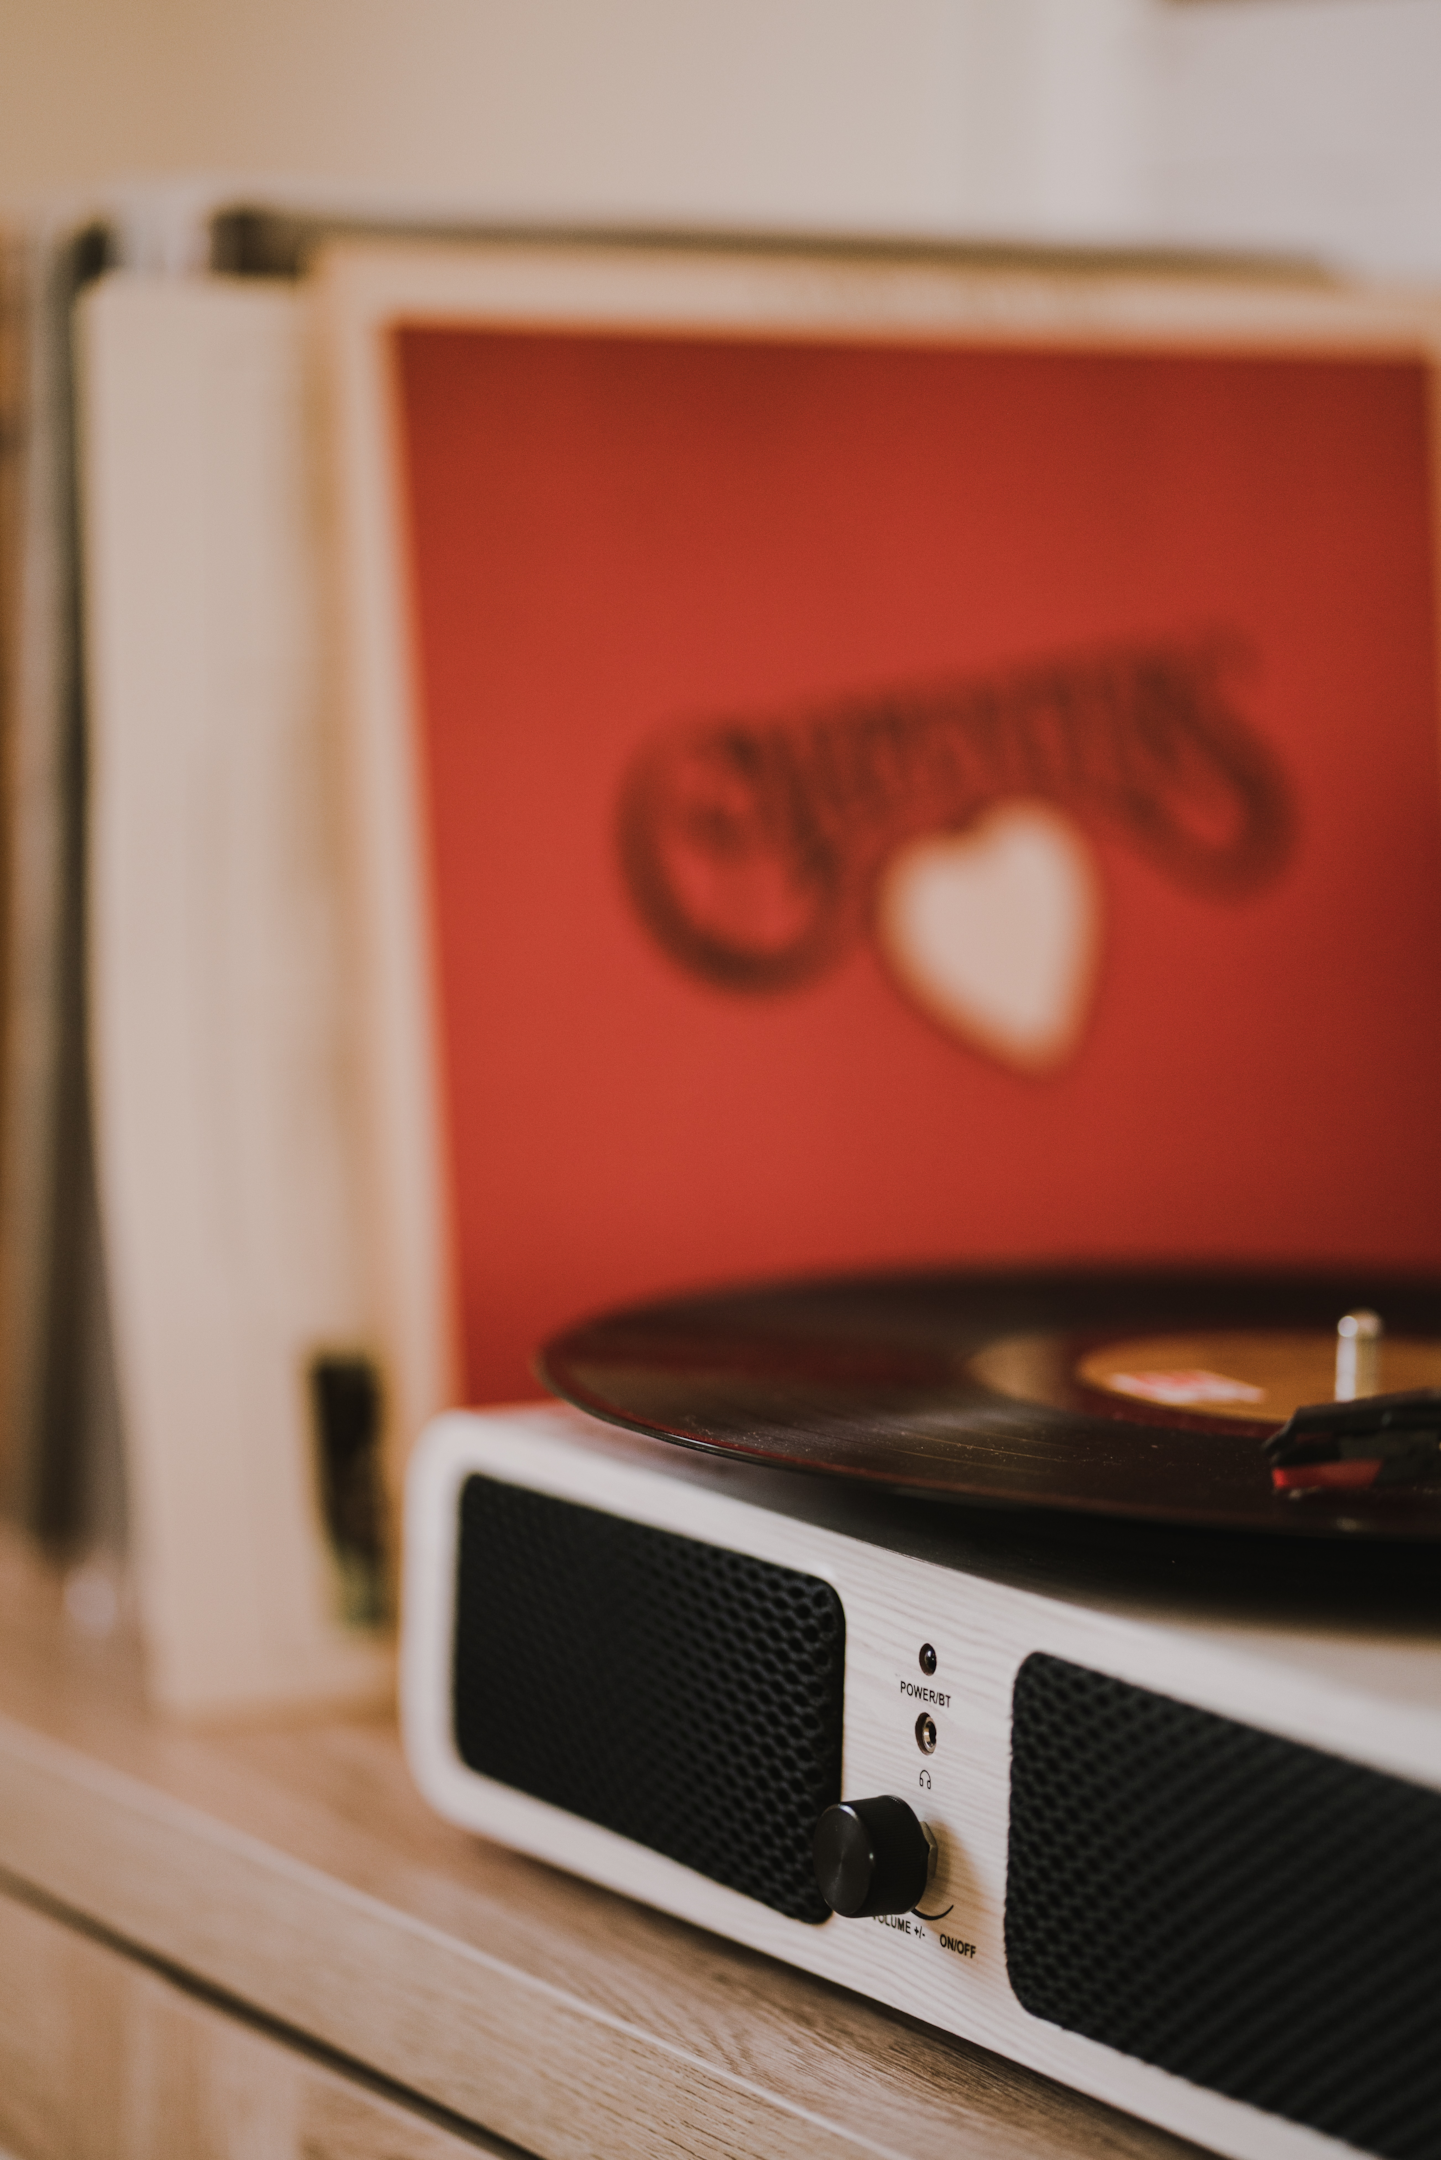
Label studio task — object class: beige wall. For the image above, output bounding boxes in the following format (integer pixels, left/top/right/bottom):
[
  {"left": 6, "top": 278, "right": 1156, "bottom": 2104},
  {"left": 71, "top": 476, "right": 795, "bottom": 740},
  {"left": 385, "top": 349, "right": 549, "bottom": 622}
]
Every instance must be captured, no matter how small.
[
  {"left": 2, "top": 0, "right": 1441, "bottom": 270},
  {"left": 1, "top": 0, "right": 993, "bottom": 235},
  {"left": 1150, "top": 0, "right": 1441, "bottom": 276}
]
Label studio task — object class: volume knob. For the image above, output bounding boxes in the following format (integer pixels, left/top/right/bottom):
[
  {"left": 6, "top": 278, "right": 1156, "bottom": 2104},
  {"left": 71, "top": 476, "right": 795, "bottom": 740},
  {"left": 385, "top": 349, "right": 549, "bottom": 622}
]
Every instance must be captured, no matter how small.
[{"left": 814, "top": 1795, "right": 934, "bottom": 1917}]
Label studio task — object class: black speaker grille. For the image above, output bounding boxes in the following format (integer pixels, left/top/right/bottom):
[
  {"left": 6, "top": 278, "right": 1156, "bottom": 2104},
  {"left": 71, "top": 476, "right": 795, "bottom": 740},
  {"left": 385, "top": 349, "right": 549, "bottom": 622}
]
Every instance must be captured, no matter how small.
[
  {"left": 452, "top": 1475, "right": 845, "bottom": 1922},
  {"left": 1006, "top": 1653, "right": 1441, "bottom": 2160}
]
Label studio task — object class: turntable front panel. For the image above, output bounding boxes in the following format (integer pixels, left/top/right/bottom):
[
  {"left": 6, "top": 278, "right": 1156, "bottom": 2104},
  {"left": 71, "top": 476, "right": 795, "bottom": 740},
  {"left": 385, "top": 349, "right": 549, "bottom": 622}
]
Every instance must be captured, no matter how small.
[{"left": 404, "top": 1403, "right": 1441, "bottom": 2160}]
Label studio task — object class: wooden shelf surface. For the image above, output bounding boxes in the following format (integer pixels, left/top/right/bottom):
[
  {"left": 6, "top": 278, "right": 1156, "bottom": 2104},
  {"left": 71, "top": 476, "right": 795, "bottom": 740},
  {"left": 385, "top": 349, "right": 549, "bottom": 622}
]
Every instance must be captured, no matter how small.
[{"left": 0, "top": 1536, "right": 1205, "bottom": 2160}]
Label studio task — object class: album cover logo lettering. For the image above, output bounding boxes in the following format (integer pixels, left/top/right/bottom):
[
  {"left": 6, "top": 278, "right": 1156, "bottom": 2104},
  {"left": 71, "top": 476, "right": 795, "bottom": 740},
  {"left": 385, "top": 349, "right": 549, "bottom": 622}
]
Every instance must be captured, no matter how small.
[{"left": 618, "top": 636, "right": 1295, "bottom": 1073}]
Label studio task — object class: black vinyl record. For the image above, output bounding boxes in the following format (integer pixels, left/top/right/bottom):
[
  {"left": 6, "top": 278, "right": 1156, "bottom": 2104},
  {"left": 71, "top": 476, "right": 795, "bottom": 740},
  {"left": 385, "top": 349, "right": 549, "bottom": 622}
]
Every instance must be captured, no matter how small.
[{"left": 538, "top": 1268, "right": 1441, "bottom": 1539}]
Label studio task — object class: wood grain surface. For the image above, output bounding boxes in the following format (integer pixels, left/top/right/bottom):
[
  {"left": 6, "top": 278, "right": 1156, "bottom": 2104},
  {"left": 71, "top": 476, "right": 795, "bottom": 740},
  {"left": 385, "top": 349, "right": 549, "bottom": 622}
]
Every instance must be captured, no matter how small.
[
  {"left": 0, "top": 1533, "right": 1205, "bottom": 2160},
  {"left": 0, "top": 1884, "right": 510, "bottom": 2160}
]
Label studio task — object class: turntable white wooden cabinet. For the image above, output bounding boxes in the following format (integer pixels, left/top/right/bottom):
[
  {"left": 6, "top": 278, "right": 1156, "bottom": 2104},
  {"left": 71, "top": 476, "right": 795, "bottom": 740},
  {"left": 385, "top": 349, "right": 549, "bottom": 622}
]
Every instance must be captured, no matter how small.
[{"left": 0, "top": 1530, "right": 1195, "bottom": 2160}]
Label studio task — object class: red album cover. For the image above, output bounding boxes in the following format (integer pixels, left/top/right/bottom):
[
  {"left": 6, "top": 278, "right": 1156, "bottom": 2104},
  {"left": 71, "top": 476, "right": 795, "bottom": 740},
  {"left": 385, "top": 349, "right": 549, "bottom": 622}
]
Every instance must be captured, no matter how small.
[{"left": 391, "top": 326, "right": 1441, "bottom": 1401}]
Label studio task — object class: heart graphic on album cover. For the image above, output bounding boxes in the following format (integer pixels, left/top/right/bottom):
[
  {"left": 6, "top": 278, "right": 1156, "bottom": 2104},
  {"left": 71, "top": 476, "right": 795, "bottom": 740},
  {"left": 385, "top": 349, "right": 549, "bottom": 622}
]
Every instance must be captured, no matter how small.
[
  {"left": 616, "top": 638, "right": 1293, "bottom": 1054},
  {"left": 872, "top": 801, "right": 1103, "bottom": 1075}
]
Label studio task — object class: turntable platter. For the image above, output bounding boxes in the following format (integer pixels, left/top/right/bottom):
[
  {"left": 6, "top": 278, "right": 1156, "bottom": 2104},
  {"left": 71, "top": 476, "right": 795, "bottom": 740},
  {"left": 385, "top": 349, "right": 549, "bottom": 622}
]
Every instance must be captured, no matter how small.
[{"left": 538, "top": 1268, "right": 1441, "bottom": 1538}]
